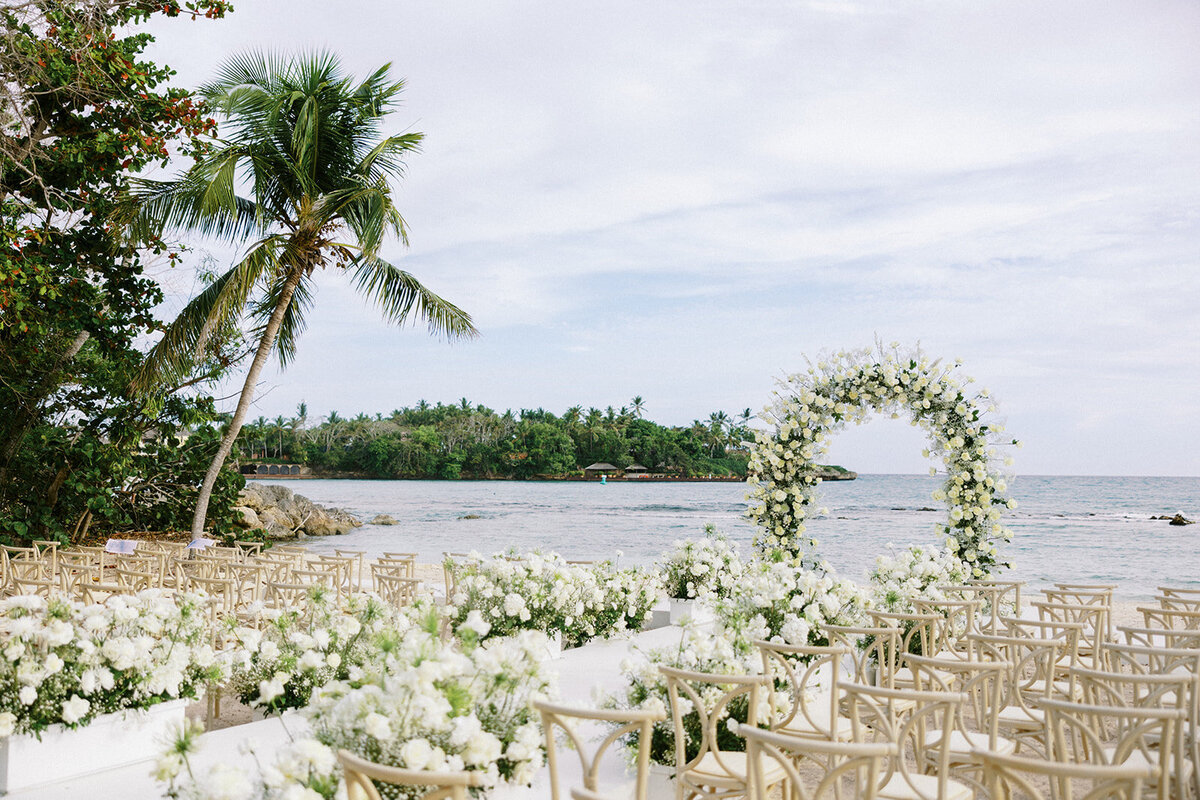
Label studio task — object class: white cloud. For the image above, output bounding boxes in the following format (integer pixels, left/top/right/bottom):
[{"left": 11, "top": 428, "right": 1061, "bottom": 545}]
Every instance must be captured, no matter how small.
[{"left": 139, "top": 0, "right": 1200, "bottom": 475}]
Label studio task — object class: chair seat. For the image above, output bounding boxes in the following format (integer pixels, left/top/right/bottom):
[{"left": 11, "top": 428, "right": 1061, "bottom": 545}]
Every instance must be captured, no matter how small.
[
  {"left": 878, "top": 772, "right": 973, "bottom": 800},
  {"left": 1026, "top": 679, "right": 1083, "bottom": 699},
  {"left": 686, "top": 751, "right": 788, "bottom": 788},
  {"left": 892, "top": 666, "right": 955, "bottom": 689},
  {"left": 997, "top": 706, "right": 1044, "bottom": 730},
  {"left": 777, "top": 712, "right": 855, "bottom": 741},
  {"left": 926, "top": 729, "right": 1017, "bottom": 759},
  {"left": 1099, "top": 746, "right": 1193, "bottom": 782}
]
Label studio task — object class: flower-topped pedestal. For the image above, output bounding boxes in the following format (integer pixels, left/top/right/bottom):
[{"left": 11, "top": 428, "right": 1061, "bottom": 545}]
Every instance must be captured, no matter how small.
[{"left": 746, "top": 344, "right": 1018, "bottom": 576}]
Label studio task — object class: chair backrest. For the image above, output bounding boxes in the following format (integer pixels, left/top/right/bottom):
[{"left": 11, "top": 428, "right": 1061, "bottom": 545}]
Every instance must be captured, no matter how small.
[
  {"left": 841, "top": 681, "right": 966, "bottom": 800},
  {"left": 263, "top": 580, "right": 315, "bottom": 609},
  {"left": 823, "top": 623, "right": 904, "bottom": 688},
  {"left": 1139, "top": 605, "right": 1200, "bottom": 631},
  {"left": 533, "top": 699, "right": 665, "bottom": 800},
  {"left": 313, "top": 555, "right": 355, "bottom": 592},
  {"left": 443, "top": 552, "right": 473, "bottom": 598},
  {"left": 1104, "top": 641, "right": 1200, "bottom": 678},
  {"left": 233, "top": 541, "right": 263, "bottom": 558},
  {"left": 338, "top": 748, "right": 483, "bottom": 800},
  {"left": 1038, "top": 695, "right": 1186, "bottom": 799},
  {"left": 659, "top": 665, "right": 767, "bottom": 793},
  {"left": 185, "top": 574, "right": 238, "bottom": 617},
  {"left": 10, "top": 575, "right": 58, "bottom": 598},
  {"left": 911, "top": 598, "right": 981, "bottom": 655},
  {"left": 965, "top": 579, "right": 1024, "bottom": 618},
  {"left": 905, "top": 653, "right": 1009, "bottom": 748},
  {"left": 290, "top": 567, "right": 339, "bottom": 589},
  {"left": 1158, "top": 586, "right": 1200, "bottom": 599},
  {"left": 1118, "top": 624, "right": 1200, "bottom": 650},
  {"left": 115, "top": 566, "right": 159, "bottom": 591},
  {"left": 334, "top": 549, "right": 366, "bottom": 589},
  {"left": 866, "top": 610, "right": 945, "bottom": 659},
  {"left": 967, "top": 633, "right": 1065, "bottom": 716},
  {"left": 373, "top": 573, "right": 420, "bottom": 608},
  {"left": 1066, "top": 666, "right": 1197, "bottom": 720},
  {"left": 755, "top": 640, "right": 848, "bottom": 738},
  {"left": 738, "top": 723, "right": 894, "bottom": 800},
  {"left": 1157, "top": 594, "right": 1200, "bottom": 613},
  {"left": 974, "top": 747, "right": 1156, "bottom": 800}
]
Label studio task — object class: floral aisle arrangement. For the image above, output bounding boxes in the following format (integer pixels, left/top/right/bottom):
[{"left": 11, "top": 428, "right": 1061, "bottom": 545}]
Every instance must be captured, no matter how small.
[
  {"left": 658, "top": 528, "right": 742, "bottom": 601},
  {"left": 746, "top": 344, "right": 1018, "bottom": 574},
  {"left": 0, "top": 590, "right": 222, "bottom": 738},
  {"left": 223, "top": 588, "right": 423, "bottom": 715},
  {"left": 604, "top": 625, "right": 758, "bottom": 767},
  {"left": 869, "top": 544, "right": 969, "bottom": 613},
  {"left": 714, "top": 558, "right": 868, "bottom": 650},
  {"left": 160, "top": 624, "right": 553, "bottom": 800},
  {"left": 445, "top": 551, "right": 658, "bottom": 648}
]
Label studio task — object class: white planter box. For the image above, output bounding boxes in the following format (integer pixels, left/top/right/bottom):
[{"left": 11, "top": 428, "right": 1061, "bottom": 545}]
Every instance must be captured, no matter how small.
[
  {"left": 0, "top": 698, "right": 188, "bottom": 793},
  {"left": 646, "top": 762, "right": 676, "bottom": 799},
  {"left": 668, "top": 598, "right": 712, "bottom": 625}
]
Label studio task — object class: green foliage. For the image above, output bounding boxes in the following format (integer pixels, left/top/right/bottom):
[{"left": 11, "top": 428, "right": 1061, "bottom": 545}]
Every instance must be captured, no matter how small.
[
  {"left": 241, "top": 399, "right": 757, "bottom": 480},
  {"left": 0, "top": 0, "right": 236, "bottom": 542}
]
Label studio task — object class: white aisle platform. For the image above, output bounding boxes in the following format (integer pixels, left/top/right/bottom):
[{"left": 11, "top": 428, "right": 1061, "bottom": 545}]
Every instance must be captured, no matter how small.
[{"left": 10, "top": 619, "right": 691, "bottom": 800}]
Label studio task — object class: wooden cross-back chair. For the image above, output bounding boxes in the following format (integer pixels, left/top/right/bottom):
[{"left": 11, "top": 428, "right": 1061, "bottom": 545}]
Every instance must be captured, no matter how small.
[
  {"left": 738, "top": 724, "right": 895, "bottom": 800},
  {"left": 533, "top": 699, "right": 665, "bottom": 800},
  {"left": 338, "top": 749, "right": 484, "bottom": 800},
  {"left": 841, "top": 681, "right": 972, "bottom": 800},
  {"left": 967, "top": 632, "right": 1069, "bottom": 758},
  {"left": 973, "top": 748, "right": 1156, "bottom": 800},
  {"left": 1037, "top": 696, "right": 1188, "bottom": 800},
  {"left": 755, "top": 640, "right": 855, "bottom": 743},
  {"left": 659, "top": 666, "right": 786, "bottom": 800}
]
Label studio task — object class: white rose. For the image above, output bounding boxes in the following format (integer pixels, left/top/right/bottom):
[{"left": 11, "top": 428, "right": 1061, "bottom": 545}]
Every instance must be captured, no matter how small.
[
  {"left": 61, "top": 695, "right": 90, "bottom": 725},
  {"left": 18, "top": 686, "right": 36, "bottom": 706},
  {"left": 363, "top": 712, "right": 392, "bottom": 741}
]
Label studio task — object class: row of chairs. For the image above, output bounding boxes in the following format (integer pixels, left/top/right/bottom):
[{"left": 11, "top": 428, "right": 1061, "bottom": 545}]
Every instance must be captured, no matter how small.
[
  {"left": 0, "top": 542, "right": 426, "bottom": 620},
  {"left": 337, "top": 579, "right": 1200, "bottom": 800}
]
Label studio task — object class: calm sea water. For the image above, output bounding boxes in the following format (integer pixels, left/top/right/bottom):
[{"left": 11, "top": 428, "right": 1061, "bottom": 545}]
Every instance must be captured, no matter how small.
[{"left": 257, "top": 475, "right": 1199, "bottom": 599}]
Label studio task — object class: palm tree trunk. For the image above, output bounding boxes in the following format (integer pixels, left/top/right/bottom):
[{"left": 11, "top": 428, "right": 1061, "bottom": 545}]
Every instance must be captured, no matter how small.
[{"left": 190, "top": 266, "right": 304, "bottom": 537}]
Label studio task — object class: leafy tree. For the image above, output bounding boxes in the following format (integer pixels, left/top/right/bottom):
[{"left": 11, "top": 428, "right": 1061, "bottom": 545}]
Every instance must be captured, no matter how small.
[
  {"left": 0, "top": 0, "right": 234, "bottom": 541},
  {"left": 121, "top": 51, "right": 478, "bottom": 535}
]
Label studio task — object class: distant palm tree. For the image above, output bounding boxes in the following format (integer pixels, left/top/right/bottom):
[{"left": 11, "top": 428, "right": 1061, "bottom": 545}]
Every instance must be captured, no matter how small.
[
  {"left": 272, "top": 414, "right": 287, "bottom": 458},
  {"left": 630, "top": 395, "right": 646, "bottom": 419},
  {"left": 121, "top": 52, "right": 477, "bottom": 536}
]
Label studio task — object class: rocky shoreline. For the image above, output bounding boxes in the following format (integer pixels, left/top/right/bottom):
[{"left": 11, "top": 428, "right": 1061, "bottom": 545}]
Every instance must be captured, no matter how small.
[{"left": 232, "top": 483, "right": 362, "bottom": 539}]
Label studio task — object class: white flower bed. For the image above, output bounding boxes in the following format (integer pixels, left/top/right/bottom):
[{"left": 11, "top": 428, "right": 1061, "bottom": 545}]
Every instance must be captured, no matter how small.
[
  {"left": 160, "top": 625, "right": 553, "bottom": 800},
  {"left": 658, "top": 529, "right": 742, "bottom": 601},
  {"left": 0, "top": 590, "right": 221, "bottom": 738},
  {"left": 445, "top": 551, "right": 659, "bottom": 648},
  {"left": 746, "top": 345, "right": 1018, "bottom": 575},
  {"left": 869, "top": 544, "right": 968, "bottom": 613},
  {"left": 224, "top": 588, "right": 430, "bottom": 715},
  {"left": 714, "top": 558, "right": 869, "bottom": 649}
]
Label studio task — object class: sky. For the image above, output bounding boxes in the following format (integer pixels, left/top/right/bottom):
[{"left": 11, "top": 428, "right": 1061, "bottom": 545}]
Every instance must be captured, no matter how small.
[{"left": 141, "top": 0, "right": 1200, "bottom": 477}]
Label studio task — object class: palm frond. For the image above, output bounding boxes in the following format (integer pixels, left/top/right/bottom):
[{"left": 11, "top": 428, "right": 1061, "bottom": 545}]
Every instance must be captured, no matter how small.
[
  {"left": 132, "top": 240, "right": 282, "bottom": 391},
  {"left": 351, "top": 256, "right": 478, "bottom": 341},
  {"left": 116, "top": 147, "right": 261, "bottom": 243}
]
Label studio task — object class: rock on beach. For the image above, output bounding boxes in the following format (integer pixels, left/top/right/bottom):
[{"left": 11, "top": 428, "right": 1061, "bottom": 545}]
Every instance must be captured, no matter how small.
[{"left": 235, "top": 483, "right": 362, "bottom": 539}]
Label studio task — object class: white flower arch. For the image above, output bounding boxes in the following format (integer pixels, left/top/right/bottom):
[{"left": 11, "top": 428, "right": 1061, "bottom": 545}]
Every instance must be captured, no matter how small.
[{"left": 746, "top": 345, "right": 1019, "bottom": 577}]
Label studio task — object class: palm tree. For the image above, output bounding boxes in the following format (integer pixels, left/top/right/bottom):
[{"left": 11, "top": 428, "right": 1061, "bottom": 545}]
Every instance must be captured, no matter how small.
[
  {"left": 122, "top": 52, "right": 477, "bottom": 536},
  {"left": 630, "top": 395, "right": 646, "bottom": 419}
]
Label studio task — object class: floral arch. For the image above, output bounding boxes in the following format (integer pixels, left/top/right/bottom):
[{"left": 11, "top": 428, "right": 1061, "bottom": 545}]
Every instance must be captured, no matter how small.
[{"left": 746, "top": 345, "right": 1019, "bottom": 577}]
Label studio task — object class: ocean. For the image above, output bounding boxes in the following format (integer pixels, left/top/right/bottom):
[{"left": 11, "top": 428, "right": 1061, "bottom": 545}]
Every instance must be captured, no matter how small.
[{"left": 257, "top": 474, "right": 1199, "bottom": 599}]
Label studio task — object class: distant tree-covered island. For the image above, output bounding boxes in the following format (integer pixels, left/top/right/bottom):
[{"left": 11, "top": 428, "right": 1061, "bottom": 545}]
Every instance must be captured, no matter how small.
[{"left": 237, "top": 399, "right": 856, "bottom": 482}]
